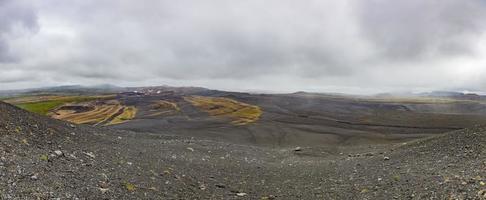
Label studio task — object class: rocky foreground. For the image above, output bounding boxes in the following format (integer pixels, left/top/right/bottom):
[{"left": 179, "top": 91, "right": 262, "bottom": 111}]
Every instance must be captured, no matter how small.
[{"left": 1, "top": 101, "right": 485, "bottom": 199}]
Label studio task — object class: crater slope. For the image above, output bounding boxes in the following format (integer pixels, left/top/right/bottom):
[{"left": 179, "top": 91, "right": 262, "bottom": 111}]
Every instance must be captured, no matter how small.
[{"left": 1, "top": 101, "right": 485, "bottom": 199}]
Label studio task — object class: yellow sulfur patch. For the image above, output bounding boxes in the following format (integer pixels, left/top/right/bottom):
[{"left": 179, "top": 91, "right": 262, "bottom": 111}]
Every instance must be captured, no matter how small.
[
  {"left": 107, "top": 106, "right": 137, "bottom": 125},
  {"left": 184, "top": 96, "right": 262, "bottom": 125},
  {"left": 50, "top": 101, "right": 124, "bottom": 125}
]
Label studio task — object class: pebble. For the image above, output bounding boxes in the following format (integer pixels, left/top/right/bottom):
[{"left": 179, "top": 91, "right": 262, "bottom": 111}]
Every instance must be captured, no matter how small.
[
  {"left": 54, "top": 150, "right": 63, "bottom": 156},
  {"left": 83, "top": 152, "right": 96, "bottom": 159},
  {"left": 478, "top": 190, "right": 486, "bottom": 200},
  {"left": 236, "top": 193, "right": 247, "bottom": 197},
  {"left": 261, "top": 195, "right": 276, "bottom": 200},
  {"left": 99, "top": 188, "right": 109, "bottom": 194}
]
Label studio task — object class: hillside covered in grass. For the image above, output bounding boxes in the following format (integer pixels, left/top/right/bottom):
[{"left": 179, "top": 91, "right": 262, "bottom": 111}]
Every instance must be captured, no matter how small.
[{"left": 5, "top": 95, "right": 115, "bottom": 115}]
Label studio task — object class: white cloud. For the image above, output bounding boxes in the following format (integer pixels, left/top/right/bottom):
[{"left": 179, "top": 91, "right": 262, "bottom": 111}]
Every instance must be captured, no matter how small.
[{"left": 0, "top": 0, "right": 485, "bottom": 94}]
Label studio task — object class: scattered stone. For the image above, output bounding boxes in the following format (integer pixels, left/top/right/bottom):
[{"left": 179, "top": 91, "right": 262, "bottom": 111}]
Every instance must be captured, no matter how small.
[
  {"left": 293, "top": 147, "right": 302, "bottom": 152},
  {"left": 479, "top": 190, "right": 486, "bottom": 200},
  {"left": 187, "top": 147, "right": 194, "bottom": 152},
  {"left": 215, "top": 183, "right": 226, "bottom": 188},
  {"left": 161, "top": 170, "right": 171, "bottom": 175},
  {"left": 364, "top": 152, "right": 374, "bottom": 156},
  {"left": 21, "top": 139, "right": 28, "bottom": 145},
  {"left": 54, "top": 150, "right": 63, "bottom": 156},
  {"left": 261, "top": 195, "right": 276, "bottom": 200},
  {"left": 236, "top": 193, "right": 247, "bottom": 197},
  {"left": 384, "top": 156, "right": 390, "bottom": 161},
  {"left": 99, "top": 188, "right": 109, "bottom": 194},
  {"left": 83, "top": 152, "right": 96, "bottom": 159},
  {"left": 100, "top": 173, "right": 109, "bottom": 181},
  {"left": 30, "top": 175, "right": 38, "bottom": 180}
]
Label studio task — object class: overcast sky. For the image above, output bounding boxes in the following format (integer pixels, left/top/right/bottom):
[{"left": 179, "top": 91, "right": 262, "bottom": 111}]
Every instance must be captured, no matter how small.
[{"left": 1, "top": 0, "right": 486, "bottom": 94}]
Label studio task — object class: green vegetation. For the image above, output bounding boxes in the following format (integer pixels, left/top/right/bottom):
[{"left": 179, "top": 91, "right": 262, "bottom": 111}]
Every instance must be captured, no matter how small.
[
  {"left": 123, "top": 181, "right": 136, "bottom": 192},
  {"left": 11, "top": 95, "right": 115, "bottom": 115},
  {"left": 392, "top": 175, "right": 401, "bottom": 181},
  {"left": 39, "top": 154, "right": 49, "bottom": 161},
  {"left": 17, "top": 100, "right": 69, "bottom": 115}
]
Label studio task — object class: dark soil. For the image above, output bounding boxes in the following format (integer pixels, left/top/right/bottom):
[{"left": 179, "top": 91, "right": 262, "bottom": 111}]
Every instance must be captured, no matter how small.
[
  {"left": 113, "top": 91, "right": 486, "bottom": 148},
  {"left": 1, "top": 100, "right": 485, "bottom": 199}
]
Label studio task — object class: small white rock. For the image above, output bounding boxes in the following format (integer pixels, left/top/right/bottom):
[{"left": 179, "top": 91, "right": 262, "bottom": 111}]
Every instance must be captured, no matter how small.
[
  {"left": 54, "top": 150, "right": 63, "bottom": 156},
  {"left": 236, "top": 193, "right": 247, "bottom": 197},
  {"left": 99, "top": 188, "right": 109, "bottom": 193}
]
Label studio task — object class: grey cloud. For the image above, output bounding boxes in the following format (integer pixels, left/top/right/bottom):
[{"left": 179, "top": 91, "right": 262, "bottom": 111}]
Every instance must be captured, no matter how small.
[
  {"left": 0, "top": 40, "right": 10, "bottom": 62},
  {"left": 32, "top": 0, "right": 367, "bottom": 81},
  {"left": 0, "top": 0, "right": 38, "bottom": 62},
  {"left": 1, "top": 0, "right": 486, "bottom": 93},
  {"left": 356, "top": 0, "right": 486, "bottom": 60},
  {"left": 0, "top": 68, "right": 38, "bottom": 83}
]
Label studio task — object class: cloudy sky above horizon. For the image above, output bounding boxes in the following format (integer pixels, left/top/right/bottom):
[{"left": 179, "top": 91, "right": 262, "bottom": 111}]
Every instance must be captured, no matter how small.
[{"left": 1, "top": 0, "right": 486, "bottom": 94}]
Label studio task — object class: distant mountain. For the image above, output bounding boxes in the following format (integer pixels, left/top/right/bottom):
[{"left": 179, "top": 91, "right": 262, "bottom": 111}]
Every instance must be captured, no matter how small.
[
  {"left": 371, "top": 90, "right": 485, "bottom": 101},
  {"left": 419, "top": 91, "right": 483, "bottom": 100},
  {"left": 0, "top": 84, "right": 126, "bottom": 97},
  {"left": 419, "top": 91, "right": 464, "bottom": 97}
]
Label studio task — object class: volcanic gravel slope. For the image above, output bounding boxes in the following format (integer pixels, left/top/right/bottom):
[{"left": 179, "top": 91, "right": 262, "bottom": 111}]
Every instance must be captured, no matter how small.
[
  {"left": 1, "top": 101, "right": 486, "bottom": 199},
  {"left": 112, "top": 90, "right": 486, "bottom": 148}
]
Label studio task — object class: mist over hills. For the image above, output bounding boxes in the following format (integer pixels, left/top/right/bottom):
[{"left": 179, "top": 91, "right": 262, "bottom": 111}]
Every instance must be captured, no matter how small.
[{"left": 2, "top": 84, "right": 486, "bottom": 99}]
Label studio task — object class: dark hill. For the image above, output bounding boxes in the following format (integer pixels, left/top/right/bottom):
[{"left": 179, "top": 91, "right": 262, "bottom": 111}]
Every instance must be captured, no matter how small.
[{"left": 1, "top": 101, "right": 485, "bottom": 199}]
